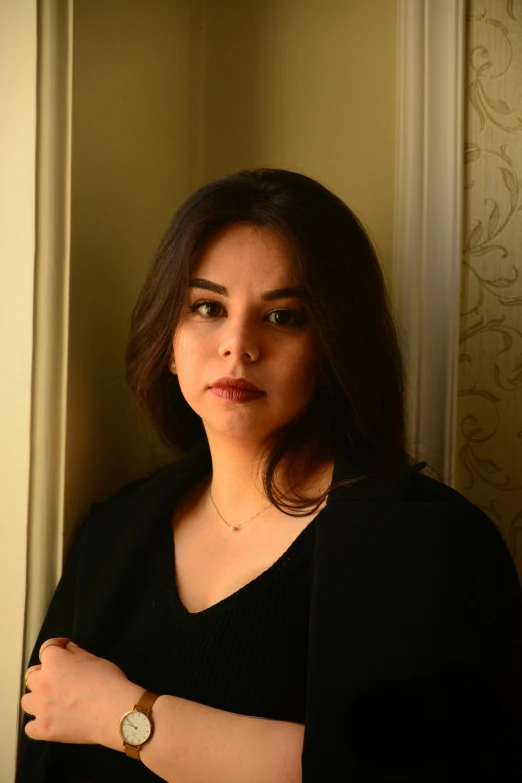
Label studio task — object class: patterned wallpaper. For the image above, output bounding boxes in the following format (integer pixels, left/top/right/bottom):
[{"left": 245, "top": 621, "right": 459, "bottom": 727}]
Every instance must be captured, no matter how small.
[{"left": 456, "top": 0, "right": 522, "bottom": 577}]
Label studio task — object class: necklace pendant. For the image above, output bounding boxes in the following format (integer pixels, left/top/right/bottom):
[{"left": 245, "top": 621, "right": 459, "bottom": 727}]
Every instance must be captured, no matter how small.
[{"left": 230, "top": 525, "right": 237, "bottom": 531}]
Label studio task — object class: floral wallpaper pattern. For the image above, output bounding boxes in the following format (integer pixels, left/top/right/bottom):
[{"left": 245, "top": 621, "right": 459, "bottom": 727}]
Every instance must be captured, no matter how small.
[{"left": 456, "top": 0, "right": 522, "bottom": 577}]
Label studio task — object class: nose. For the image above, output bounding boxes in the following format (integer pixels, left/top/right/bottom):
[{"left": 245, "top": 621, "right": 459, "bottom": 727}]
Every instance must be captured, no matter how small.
[{"left": 217, "top": 314, "right": 260, "bottom": 363}]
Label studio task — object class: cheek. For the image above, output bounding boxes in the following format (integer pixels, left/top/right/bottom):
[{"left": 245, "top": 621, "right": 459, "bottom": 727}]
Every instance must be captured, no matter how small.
[
  {"left": 172, "top": 327, "right": 199, "bottom": 362},
  {"left": 281, "top": 347, "right": 319, "bottom": 388},
  {"left": 287, "top": 338, "right": 319, "bottom": 370}
]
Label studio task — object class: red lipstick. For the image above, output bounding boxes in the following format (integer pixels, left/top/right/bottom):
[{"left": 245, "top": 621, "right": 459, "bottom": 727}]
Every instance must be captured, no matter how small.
[
  {"left": 211, "top": 376, "right": 263, "bottom": 392},
  {"left": 210, "top": 377, "right": 265, "bottom": 403}
]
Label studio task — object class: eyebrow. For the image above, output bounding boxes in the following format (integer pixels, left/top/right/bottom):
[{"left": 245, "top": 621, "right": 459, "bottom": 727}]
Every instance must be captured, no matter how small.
[{"left": 188, "top": 278, "right": 306, "bottom": 301}]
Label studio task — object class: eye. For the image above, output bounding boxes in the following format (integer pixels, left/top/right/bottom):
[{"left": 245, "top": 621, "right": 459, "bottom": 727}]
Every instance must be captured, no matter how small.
[
  {"left": 266, "top": 309, "right": 308, "bottom": 328},
  {"left": 188, "top": 300, "right": 308, "bottom": 328},
  {"left": 188, "top": 300, "right": 222, "bottom": 318}
]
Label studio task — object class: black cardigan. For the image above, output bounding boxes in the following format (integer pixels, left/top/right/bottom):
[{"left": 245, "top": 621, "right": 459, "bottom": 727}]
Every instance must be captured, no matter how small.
[{"left": 16, "top": 440, "right": 522, "bottom": 781}]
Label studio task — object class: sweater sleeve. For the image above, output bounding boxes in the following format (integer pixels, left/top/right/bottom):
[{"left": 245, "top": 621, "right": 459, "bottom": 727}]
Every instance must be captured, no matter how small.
[
  {"left": 302, "top": 495, "right": 522, "bottom": 783},
  {"left": 15, "top": 506, "right": 99, "bottom": 783},
  {"left": 347, "top": 501, "right": 522, "bottom": 780}
]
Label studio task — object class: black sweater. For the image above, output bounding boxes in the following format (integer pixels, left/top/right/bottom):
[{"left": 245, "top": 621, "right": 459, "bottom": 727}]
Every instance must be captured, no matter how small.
[
  {"left": 17, "top": 439, "right": 522, "bottom": 781},
  {"left": 55, "top": 507, "right": 316, "bottom": 782}
]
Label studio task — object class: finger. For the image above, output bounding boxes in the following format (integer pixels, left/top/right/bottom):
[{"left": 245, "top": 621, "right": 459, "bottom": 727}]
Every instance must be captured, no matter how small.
[
  {"left": 39, "top": 637, "right": 69, "bottom": 661},
  {"left": 24, "top": 664, "right": 41, "bottom": 691},
  {"left": 21, "top": 693, "right": 35, "bottom": 716},
  {"left": 24, "top": 719, "right": 39, "bottom": 741}
]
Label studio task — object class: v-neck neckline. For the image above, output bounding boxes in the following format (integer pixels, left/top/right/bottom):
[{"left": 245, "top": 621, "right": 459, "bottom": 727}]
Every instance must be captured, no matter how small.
[{"left": 168, "top": 511, "right": 321, "bottom": 617}]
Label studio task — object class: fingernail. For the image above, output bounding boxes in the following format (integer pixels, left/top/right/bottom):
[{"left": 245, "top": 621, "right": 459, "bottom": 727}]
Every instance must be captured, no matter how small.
[{"left": 67, "top": 641, "right": 79, "bottom": 648}]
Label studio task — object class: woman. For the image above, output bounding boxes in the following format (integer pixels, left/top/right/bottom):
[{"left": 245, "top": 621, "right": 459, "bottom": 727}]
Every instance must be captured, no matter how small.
[{"left": 17, "top": 169, "right": 522, "bottom": 782}]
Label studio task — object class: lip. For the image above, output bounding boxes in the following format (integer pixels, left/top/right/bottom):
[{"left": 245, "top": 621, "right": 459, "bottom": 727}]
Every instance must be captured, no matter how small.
[
  {"left": 210, "top": 387, "right": 264, "bottom": 403},
  {"left": 211, "top": 376, "right": 263, "bottom": 392}
]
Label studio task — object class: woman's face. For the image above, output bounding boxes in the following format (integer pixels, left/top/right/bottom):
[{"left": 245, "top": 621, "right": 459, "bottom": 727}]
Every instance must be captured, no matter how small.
[{"left": 171, "top": 222, "right": 321, "bottom": 446}]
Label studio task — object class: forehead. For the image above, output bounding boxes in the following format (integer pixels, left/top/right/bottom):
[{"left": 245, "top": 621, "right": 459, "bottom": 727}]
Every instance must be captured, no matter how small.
[{"left": 193, "top": 223, "right": 296, "bottom": 278}]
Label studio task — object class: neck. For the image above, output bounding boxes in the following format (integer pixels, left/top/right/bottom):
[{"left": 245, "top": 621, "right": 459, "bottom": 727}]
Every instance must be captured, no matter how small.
[{"left": 202, "top": 435, "right": 334, "bottom": 526}]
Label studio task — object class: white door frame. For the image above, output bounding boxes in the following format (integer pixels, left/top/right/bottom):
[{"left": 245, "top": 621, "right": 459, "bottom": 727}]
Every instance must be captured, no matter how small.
[
  {"left": 0, "top": 1, "right": 38, "bottom": 776},
  {"left": 24, "top": 0, "right": 73, "bottom": 665},
  {"left": 12, "top": 0, "right": 74, "bottom": 769},
  {"left": 392, "top": 0, "right": 466, "bottom": 486}
]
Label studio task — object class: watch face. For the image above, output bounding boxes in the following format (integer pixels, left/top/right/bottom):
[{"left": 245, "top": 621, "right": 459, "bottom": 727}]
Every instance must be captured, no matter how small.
[{"left": 120, "top": 710, "right": 152, "bottom": 746}]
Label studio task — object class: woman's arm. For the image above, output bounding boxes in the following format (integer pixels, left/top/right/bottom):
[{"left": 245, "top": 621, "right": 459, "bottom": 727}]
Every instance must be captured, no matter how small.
[{"left": 103, "top": 680, "right": 305, "bottom": 783}]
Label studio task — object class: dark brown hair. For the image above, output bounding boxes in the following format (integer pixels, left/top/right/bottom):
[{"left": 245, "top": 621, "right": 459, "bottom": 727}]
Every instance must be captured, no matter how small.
[{"left": 125, "top": 168, "right": 410, "bottom": 515}]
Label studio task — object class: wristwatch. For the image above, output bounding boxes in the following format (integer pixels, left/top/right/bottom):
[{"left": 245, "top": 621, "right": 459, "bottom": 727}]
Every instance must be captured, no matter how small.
[{"left": 119, "top": 690, "right": 160, "bottom": 760}]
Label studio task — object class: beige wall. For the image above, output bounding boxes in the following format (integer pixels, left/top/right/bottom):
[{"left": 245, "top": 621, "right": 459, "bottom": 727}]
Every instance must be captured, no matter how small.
[
  {"left": 67, "top": 0, "right": 397, "bottom": 546},
  {"left": 200, "top": 0, "right": 397, "bottom": 271},
  {"left": 0, "top": 0, "right": 37, "bottom": 776},
  {"left": 66, "top": 0, "right": 206, "bottom": 545}
]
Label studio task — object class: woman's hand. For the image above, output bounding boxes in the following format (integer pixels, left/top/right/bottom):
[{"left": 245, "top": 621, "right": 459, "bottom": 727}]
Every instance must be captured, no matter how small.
[{"left": 21, "top": 638, "right": 143, "bottom": 749}]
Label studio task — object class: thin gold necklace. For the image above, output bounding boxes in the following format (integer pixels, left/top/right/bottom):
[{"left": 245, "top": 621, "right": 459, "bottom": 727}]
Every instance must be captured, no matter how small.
[{"left": 209, "top": 487, "right": 272, "bottom": 531}]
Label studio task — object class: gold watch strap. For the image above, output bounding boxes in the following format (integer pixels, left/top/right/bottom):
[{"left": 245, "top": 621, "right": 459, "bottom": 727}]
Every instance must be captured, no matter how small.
[
  {"left": 135, "top": 690, "right": 160, "bottom": 713},
  {"left": 123, "top": 690, "right": 160, "bottom": 761},
  {"left": 125, "top": 744, "right": 141, "bottom": 760}
]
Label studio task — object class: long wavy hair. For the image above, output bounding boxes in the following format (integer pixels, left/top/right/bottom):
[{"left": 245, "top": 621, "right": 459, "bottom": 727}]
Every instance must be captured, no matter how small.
[{"left": 125, "top": 168, "right": 411, "bottom": 516}]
